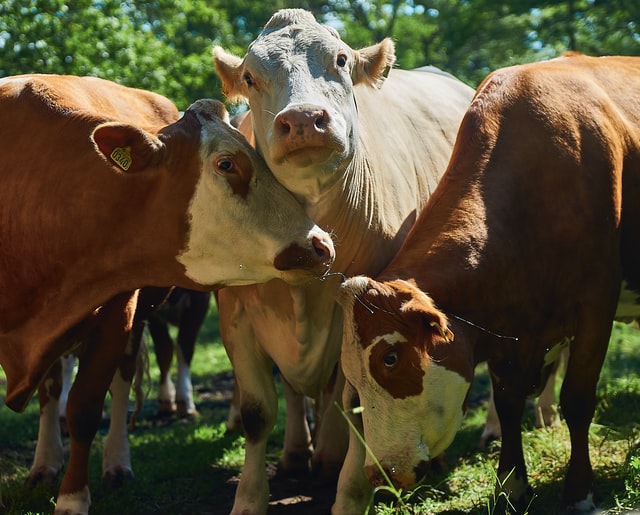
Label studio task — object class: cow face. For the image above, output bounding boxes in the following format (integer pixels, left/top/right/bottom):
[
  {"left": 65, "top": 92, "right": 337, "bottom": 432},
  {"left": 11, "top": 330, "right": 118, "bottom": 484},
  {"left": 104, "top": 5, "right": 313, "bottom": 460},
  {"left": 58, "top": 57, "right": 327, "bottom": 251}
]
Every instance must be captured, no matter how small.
[
  {"left": 92, "top": 99, "right": 335, "bottom": 288},
  {"left": 213, "top": 9, "right": 395, "bottom": 199},
  {"left": 338, "top": 276, "right": 473, "bottom": 489}
]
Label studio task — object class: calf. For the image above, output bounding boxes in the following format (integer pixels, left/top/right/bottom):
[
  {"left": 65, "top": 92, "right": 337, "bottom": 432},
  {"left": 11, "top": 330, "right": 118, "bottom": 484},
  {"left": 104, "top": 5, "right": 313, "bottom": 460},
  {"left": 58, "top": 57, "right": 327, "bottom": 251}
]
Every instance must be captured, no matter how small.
[
  {"left": 336, "top": 53, "right": 640, "bottom": 514},
  {"left": 0, "top": 74, "right": 334, "bottom": 514}
]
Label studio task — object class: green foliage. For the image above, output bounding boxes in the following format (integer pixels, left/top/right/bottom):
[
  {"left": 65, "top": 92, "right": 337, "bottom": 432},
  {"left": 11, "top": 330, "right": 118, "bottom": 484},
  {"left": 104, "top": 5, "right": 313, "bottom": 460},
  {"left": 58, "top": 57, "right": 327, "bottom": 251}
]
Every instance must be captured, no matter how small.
[
  {"left": 0, "top": 0, "right": 236, "bottom": 109},
  {"left": 1, "top": 0, "right": 639, "bottom": 107}
]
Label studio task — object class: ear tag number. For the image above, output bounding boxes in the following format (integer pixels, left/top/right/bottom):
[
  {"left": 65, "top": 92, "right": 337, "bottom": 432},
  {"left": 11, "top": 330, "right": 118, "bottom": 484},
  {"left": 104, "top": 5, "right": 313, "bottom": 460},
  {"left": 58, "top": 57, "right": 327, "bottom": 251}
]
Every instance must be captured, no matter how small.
[{"left": 110, "top": 146, "right": 132, "bottom": 171}]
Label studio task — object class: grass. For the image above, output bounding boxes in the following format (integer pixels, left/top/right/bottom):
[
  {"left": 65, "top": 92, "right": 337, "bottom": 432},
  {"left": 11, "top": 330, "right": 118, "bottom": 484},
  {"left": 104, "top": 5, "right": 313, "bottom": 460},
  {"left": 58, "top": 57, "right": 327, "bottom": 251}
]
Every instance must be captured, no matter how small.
[{"left": 1, "top": 309, "right": 640, "bottom": 514}]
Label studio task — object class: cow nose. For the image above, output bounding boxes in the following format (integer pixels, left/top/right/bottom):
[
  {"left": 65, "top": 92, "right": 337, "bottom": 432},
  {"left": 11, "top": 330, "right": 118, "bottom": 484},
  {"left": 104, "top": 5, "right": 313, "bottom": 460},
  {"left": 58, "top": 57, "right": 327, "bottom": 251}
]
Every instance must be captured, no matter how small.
[
  {"left": 274, "top": 228, "right": 335, "bottom": 275},
  {"left": 365, "top": 464, "right": 391, "bottom": 488},
  {"left": 274, "top": 105, "right": 329, "bottom": 139},
  {"left": 311, "top": 233, "right": 335, "bottom": 267}
]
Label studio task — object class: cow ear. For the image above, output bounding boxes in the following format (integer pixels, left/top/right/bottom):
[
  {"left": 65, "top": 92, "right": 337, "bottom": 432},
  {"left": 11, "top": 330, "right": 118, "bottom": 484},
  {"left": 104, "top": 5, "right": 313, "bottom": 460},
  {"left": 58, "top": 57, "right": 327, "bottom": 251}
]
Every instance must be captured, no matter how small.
[
  {"left": 92, "top": 122, "right": 163, "bottom": 173},
  {"left": 213, "top": 46, "right": 247, "bottom": 101},
  {"left": 353, "top": 38, "right": 396, "bottom": 88},
  {"left": 403, "top": 297, "right": 454, "bottom": 343}
]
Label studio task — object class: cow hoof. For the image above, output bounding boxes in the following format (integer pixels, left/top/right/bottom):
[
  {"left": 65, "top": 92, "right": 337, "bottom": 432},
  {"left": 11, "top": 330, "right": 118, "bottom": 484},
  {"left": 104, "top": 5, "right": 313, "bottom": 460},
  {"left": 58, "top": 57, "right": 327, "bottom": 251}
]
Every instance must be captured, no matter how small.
[
  {"left": 276, "top": 451, "right": 312, "bottom": 478},
  {"left": 176, "top": 400, "right": 198, "bottom": 419},
  {"left": 102, "top": 467, "right": 134, "bottom": 490},
  {"left": 157, "top": 399, "right": 176, "bottom": 417},
  {"left": 26, "top": 465, "right": 60, "bottom": 487}
]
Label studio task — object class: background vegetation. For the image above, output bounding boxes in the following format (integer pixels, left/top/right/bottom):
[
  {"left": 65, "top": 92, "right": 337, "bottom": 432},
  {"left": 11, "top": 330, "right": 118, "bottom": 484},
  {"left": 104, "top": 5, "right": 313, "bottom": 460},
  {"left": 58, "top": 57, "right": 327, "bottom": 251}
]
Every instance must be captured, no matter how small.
[{"left": 1, "top": 0, "right": 639, "bottom": 109}]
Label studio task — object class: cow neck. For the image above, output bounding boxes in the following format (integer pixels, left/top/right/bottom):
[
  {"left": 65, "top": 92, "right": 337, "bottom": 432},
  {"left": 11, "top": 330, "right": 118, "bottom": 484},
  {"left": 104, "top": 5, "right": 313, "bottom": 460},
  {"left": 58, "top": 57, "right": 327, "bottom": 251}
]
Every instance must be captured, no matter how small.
[{"left": 377, "top": 160, "right": 508, "bottom": 337}]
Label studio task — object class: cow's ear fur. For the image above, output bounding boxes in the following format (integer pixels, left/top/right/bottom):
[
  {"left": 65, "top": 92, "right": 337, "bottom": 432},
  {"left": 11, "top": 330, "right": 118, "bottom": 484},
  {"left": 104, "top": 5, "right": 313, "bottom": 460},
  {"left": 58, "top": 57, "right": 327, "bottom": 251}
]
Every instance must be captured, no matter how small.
[
  {"left": 92, "top": 123, "right": 163, "bottom": 173},
  {"left": 213, "top": 46, "right": 247, "bottom": 102},
  {"left": 353, "top": 38, "right": 396, "bottom": 88},
  {"left": 402, "top": 297, "right": 454, "bottom": 343}
]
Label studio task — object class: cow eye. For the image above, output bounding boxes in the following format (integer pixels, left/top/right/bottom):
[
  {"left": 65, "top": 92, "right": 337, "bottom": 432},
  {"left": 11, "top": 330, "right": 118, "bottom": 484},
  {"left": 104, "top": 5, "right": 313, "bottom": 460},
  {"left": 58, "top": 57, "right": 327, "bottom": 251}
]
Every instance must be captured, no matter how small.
[
  {"left": 243, "top": 72, "right": 254, "bottom": 87},
  {"left": 336, "top": 54, "right": 347, "bottom": 68},
  {"left": 216, "top": 157, "right": 235, "bottom": 173},
  {"left": 383, "top": 350, "right": 398, "bottom": 368}
]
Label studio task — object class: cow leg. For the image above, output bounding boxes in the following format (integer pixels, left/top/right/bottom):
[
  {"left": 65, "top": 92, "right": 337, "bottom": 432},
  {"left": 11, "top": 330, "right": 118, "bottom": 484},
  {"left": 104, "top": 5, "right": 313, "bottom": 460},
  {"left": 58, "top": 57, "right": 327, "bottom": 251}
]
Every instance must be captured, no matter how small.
[
  {"left": 491, "top": 373, "right": 530, "bottom": 513},
  {"left": 59, "top": 354, "right": 76, "bottom": 436},
  {"left": 226, "top": 375, "right": 243, "bottom": 433},
  {"left": 481, "top": 349, "right": 567, "bottom": 449},
  {"left": 534, "top": 348, "right": 567, "bottom": 429},
  {"left": 311, "top": 364, "right": 349, "bottom": 483},
  {"left": 102, "top": 333, "right": 140, "bottom": 489},
  {"left": 559, "top": 330, "right": 608, "bottom": 512},
  {"left": 221, "top": 302, "right": 275, "bottom": 515},
  {"left": 174, "top": 291, "right": 209, "bottom": 416},
  {"left": 479, "top": 383, "right": 501, "bottom": 448},
  {"left": 278, "top": 378, "right": 312, "bottom": 476},
  {"left": 534, "top": 366, "right": 560, "bottom": 429},
  {"left": 55, "top": 292, "right": 137, "bottom": 515},
  {"left": 332, "top": 380, "right": 372, "bottom": 515},
  {"left": 29, "top": 359, "right": 65, "bottom": 487},
  {"left": 148, "top": 315, "right": 176, "bottom": 416},
  {"left": 233, "top": 359, "right": 277, "bottom": 515}
]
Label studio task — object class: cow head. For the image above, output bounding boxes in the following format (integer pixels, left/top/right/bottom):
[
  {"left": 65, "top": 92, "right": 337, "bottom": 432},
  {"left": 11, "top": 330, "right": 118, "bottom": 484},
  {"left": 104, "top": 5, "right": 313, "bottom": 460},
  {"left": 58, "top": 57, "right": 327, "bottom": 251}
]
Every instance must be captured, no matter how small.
[
  {"left": 213, "top": 9, "right": 395, "bottom": 200},
  {"left": 92, "top": 99, "right": 335, "bottom": 288},
  {"left": 338, "top": 276, "right": 474, "bottom": 490}
]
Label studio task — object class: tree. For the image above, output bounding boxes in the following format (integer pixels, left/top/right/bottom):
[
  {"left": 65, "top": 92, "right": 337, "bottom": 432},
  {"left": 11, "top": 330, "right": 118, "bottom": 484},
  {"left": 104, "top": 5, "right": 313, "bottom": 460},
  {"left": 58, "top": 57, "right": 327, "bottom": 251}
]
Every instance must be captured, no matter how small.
[
  {"left": 1, "top": 1, "right": 639, "bottom": 102},
  {"left": 0, "top": 0, "right": 236, "bottom": 109}
]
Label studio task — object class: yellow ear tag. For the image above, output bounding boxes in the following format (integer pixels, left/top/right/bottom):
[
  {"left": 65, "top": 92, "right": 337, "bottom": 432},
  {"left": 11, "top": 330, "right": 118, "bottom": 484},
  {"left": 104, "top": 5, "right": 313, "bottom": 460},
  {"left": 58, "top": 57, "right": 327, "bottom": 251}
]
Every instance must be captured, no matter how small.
[
  {"left": 430, "top": 321, "right": 455, "bottom": 342},
  {"left": 110, "top": 146, "right": 132, "bottom": 171}
]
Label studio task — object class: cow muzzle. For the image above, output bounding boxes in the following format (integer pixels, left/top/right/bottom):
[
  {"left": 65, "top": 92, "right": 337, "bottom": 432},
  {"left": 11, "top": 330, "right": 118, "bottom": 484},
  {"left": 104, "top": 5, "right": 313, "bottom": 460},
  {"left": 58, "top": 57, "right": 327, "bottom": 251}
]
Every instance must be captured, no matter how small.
[
  {"left": 273, "top": 227, "right": 335, "bottom": 279},
  {"left": 364, "top": 458, "right": 432, "bottom": 491},
  {"left": 271, "top": 104, "right": 338, "bottom": 163}
]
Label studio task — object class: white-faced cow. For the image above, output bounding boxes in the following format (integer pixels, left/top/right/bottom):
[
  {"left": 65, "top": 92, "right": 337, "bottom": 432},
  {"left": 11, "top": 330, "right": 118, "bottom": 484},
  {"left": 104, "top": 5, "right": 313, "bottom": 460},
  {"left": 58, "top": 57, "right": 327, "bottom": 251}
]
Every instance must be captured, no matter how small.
[
  {"left": 336, "top": 53, "right": 640, "bottom": 514},
  {"left": 0, "top": 74, "right": 334, "bottom": 514},
  {"left": 213, "top": 8, "right": 473, "bottom": 514}
]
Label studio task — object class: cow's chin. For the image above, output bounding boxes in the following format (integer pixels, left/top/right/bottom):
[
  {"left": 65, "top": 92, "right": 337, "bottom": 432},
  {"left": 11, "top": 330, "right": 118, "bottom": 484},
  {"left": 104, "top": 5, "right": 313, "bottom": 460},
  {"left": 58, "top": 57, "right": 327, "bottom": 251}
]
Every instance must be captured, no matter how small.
[{"left": 273, "top": 146, "right": 339, "bottom": 168}]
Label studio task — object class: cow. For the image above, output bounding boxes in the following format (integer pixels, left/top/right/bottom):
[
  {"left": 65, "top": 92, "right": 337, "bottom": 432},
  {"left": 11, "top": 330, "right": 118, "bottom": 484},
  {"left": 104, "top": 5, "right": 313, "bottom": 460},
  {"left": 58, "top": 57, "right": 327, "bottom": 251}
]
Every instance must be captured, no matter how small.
[
  {"left": 335, "top": 53, "right": 640, "bottom": 514},
  {"left": 144, "top": 287, "right": 212, "bottom": 417},
  {"left": 212, "top": 8, "right": 474, "bottom": 514},
  {"left": 0, "top": 73, "right": 335, "bottom": 515}
]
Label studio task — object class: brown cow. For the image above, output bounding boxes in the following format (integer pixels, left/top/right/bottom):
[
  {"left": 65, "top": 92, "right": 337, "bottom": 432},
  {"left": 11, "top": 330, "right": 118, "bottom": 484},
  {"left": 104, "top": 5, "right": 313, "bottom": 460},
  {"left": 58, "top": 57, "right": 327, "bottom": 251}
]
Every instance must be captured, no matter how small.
[
  {"left": 213, "top": 9, "right": 473, "bottom": 513},
  {"left": 0, "top": 74, "right": 335, "bottom": 514},
  {"left": 336, "top": 53, "right": 640, "bottom": 514}
]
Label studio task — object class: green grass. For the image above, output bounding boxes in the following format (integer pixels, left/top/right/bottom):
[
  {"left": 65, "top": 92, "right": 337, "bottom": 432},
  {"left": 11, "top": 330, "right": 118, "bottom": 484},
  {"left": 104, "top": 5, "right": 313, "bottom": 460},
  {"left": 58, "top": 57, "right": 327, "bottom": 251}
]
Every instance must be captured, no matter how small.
[{"left": 1, "top": 312, "right": 640, "bottom": 514}]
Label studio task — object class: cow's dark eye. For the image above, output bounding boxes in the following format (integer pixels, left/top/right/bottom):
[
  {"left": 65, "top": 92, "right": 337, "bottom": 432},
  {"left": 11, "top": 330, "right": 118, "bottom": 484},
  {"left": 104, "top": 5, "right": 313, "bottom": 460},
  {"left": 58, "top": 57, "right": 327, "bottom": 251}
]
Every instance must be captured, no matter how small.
[
  {"left": 336, "top": 54, "right": 347, "bottom": 68},
  {"left": 383, "top": 350, "right": 398, "bottom": 368},
  {"left": 244, "top": 73, "right": 254, "bottom": 87},
  {"left": 216, "top": 157, "right": 234, "bottom": 173}
]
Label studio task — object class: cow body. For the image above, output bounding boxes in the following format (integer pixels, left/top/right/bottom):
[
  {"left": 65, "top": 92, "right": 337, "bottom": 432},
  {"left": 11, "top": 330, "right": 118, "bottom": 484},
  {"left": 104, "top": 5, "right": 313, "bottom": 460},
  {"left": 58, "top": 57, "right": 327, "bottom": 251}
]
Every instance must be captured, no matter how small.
[
  {"left": 337, "top": 53, "right": 640, "bottom": 513},
  {"left": 0, "top": 74, "right": 334, "bottom": 514},
  {"left": 213, "top": 8, "right": 473, "bottom": 514}
]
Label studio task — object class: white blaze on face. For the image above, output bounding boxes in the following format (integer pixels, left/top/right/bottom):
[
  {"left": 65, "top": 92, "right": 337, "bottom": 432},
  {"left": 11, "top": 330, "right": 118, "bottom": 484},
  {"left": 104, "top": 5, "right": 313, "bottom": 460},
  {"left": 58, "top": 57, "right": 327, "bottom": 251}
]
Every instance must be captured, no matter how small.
[
  {"left": 354, "top": 330, "right": 470, "bottom": 485},
  {"left": 175, "top": 105, "right": 330, "bottom": 287}
]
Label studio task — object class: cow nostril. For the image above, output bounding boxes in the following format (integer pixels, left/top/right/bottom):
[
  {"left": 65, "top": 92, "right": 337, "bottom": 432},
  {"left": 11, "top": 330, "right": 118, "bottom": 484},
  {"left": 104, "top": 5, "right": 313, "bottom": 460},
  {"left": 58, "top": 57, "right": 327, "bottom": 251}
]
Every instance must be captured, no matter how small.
[
  {"left": 277, "top": 118, "right": 291, "bottom": 135},
  {"left": 365, "top": 465, "right": 391, "bottom": 488},
  {"left": 314, "top": 109, "right": 329, "bottom": 130},
  {"left": 311, "top": 236, "right": 335, "bottom": 272}
]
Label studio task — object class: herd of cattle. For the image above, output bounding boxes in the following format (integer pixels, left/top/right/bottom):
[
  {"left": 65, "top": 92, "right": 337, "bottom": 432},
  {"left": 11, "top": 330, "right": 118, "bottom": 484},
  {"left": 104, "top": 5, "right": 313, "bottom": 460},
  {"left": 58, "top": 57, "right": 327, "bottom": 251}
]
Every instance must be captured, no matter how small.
[{"left": 1, "top": 7, "right": 639, "bottom": 515}]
